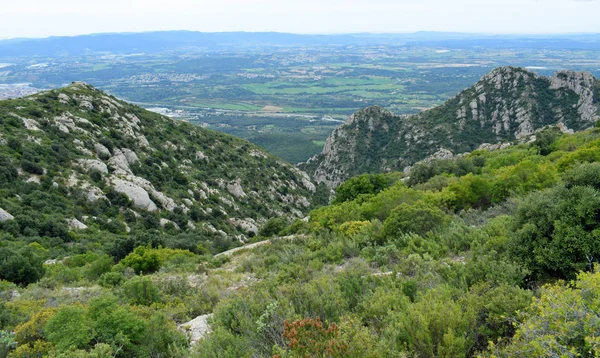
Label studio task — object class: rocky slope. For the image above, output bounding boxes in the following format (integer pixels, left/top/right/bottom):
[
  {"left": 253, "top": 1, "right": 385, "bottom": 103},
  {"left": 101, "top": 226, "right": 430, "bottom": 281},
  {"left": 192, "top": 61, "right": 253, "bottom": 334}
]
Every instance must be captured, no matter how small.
[
  {"left": 303, "top": 67, "right": 600, "bottom": 187},
  {"left": 0, "top": 83, "right": 318, "bottom": 245}
]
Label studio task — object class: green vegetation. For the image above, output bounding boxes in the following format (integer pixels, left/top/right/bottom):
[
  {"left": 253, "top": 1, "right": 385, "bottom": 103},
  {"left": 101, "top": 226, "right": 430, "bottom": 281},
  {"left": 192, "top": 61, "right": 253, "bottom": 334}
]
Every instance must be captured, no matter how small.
[
  {"left": 4, "top": 119, "right": 600, "bottom": 356},
  {"left": 303, "top": 67, "right": 600, "bottom": 186}
]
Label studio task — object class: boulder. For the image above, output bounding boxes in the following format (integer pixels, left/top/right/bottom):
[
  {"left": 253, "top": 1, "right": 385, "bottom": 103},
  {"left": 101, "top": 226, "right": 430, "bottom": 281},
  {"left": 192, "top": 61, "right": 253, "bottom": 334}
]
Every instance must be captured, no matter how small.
[
  {"left": 179, "top": 314, "right": 212, "bottom": 345},
  {"left": 94, "top": 143, "right": 111, "bottom": 158},
  {"left": 122, "top": 148, "right": 139, "bottom": 165},
  {"left": 227, "top": 179, "right": 247, "bottom": 198},
  {"left": 76, "top": 159, "right": 108, "bottom": 174},
  {"left": 112, "top": 179, "right": 157, "bottom": 211},
  {"left": 66, "top": 218, "right": 88, "bottom": 230},
  {"left": 0, "top": 207, "right": 14, "bottom": 222}
]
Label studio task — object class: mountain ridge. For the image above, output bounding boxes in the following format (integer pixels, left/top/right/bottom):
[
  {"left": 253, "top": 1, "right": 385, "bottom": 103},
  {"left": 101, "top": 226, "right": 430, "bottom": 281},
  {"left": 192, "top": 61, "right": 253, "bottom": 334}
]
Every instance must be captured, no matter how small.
[
  {"left": 0, "top": 82, "right": 320, "bottom": 250},
  {"left": 303, "top": 66, "right": 600, "bottom": 187}
]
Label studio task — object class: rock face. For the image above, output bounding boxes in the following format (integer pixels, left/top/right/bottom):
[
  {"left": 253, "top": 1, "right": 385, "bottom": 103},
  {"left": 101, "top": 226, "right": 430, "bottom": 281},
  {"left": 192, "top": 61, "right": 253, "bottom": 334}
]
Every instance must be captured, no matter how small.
[
  {"left": 303, "top": 67, "right": 600, "bottom": 187},
  {"left": 0, "top": 208, "right": 14, "bottom": 222}
]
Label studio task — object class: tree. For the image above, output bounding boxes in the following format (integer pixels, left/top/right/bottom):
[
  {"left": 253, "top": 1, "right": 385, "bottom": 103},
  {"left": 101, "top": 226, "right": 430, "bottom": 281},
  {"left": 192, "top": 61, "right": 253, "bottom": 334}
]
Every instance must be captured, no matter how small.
[
  {"left": 333, "top": 174, "right": 388, "bottom": 204},
  {"left": 510, "top": 184, "right": 600, "bottom": 281},
  {"left": 383, "top": 202, "right": 448, "bottom": 238},
  {"left": 120, "top": 246, "right": 161, "bottom": 274},
  {"left": 496, "top": 270, "right": 600, "bottom": 357},
  {"left": 533, "top": 127, "right": 561, "bottom": 155},
  {"left": 0, "top": 247, "right": 44, "bottom": 285},
  {"left": 45, "top": 306, "right": 92, "bottom": 352},
  {"left": 259, "top": 217, "right": 289, "bottom": 237}
]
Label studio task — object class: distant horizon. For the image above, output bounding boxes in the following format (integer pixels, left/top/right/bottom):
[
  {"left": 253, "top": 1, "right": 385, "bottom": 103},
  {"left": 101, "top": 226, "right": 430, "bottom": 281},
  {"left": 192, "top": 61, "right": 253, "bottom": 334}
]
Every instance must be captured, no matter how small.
[
  {"left": 3, "top": 29, "right": 600, "bottom": 42},
  {"left": 3, "top": 0, "right": 600, "bottom": 40}
]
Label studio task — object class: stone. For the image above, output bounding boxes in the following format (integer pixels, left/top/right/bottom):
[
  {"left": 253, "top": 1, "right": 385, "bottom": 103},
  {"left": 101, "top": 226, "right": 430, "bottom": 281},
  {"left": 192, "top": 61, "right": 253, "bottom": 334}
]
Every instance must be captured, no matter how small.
[
  {"left": 179, "top": 314, "right": 212, "bottom": 345},
  {"left": 76, "top": 159, "right": 108, "bottom": 174},
  {"left": 121, "top": 148, "right": 139, "bottom": 165},
  {"left": 94, "top": 143, "right": 111, "bottom": 158},
  {"left": 160, "top": 218, "right": 180, "bottom": 230},
  {"left": 0, "top": 207, "right": 14, "bottom": 222},
  {"left": 227, "top": 179, "right": 247, "bottom": 198},
  {"left": 230, "top": 218, "right": 259, "bottom": 236},
  {"left": 112, "top": 179, "right": 157, "bottom": 211},
  {"left": 66, "top": 218, "right": 88, "bottom": 230}
]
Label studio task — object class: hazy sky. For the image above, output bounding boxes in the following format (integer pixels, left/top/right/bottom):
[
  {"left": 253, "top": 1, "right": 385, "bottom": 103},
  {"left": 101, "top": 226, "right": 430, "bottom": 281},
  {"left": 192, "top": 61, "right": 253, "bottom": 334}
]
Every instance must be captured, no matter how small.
[{"left": 2, "top": 0, "right": 600, "bottom": 39}]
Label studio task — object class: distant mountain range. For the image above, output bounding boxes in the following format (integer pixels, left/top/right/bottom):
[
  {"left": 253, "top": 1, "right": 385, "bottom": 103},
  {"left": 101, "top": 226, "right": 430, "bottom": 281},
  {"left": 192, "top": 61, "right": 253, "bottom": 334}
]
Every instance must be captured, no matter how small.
[
  {"left": 302, "top": 67, "right": 600, "bottom": 187},
  {"left": 2, "top": 31, "right": 600, "bottom": 56}
]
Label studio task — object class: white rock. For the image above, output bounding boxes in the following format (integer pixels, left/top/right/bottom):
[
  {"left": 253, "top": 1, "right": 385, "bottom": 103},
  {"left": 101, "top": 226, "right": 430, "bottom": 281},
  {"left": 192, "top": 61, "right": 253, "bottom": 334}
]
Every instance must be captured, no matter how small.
[
  {"left": 76, "top": 159, "right": 108, "bottom": 174},
  {"left": 0, "top": 207, "right": 14, "bottom": 222},
  {"left": 58, "top": 93, "right": 70, "bottom": 104},
  {"left": 86, "top": 187, "right": 107, "bottom": 202},
  {"left": 230, "top": 218, "right": 259, "bottom": 236},
  {"left": 121, "top": 148, "right": 139, "bottom": 165},
  {"left": 66, "top": 218, "right": 88, "bottom": 230},
  {"left": 195, "top": 151, "right": 207, "bottom": 161},
  {"left": 160, "top": 218, "right": 180, "bottom": 230},
  {"left": 108, "top": 149, "right": 132, "bottom": 175},
  {"left": 179, "top": 314, "right": 212, "bottom": 345},
  {"left": 227, "top": 179, "right": 246, "bottom": 198},
  {"left": 94, "top": 143, "right": 111, "bottom": 158},
  {"left": 112, "top": 179, "right": 157, "bottom": 211},
  {"left": 26, "top": 175, "right": 41, "bottom": 184}
]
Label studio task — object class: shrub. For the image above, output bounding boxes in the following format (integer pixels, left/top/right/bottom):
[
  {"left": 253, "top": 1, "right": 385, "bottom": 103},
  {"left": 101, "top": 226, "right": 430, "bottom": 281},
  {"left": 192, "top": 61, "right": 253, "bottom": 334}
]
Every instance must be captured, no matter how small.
[
  {"left": 99, "top": 272, "right": 125, "bottom": 288},
  {"left": 259, "top": 217, "right": 289, "bottom": 237},
  {"left": 121, "top": 276, "right": 161, "bottom": 306},
  {"left": 383, "top": 202, "right": 448, "bottom": 238},
  {"left": 510, "top": 184, "right": 600, "bottom": 280},
  {"left": 278, "top": 317, "right": 348, "bottom": 358},
  {"left": 0, "top": 247, "right": 45, "bottom": 285},
  {"left": 333, "top": 174, "right": 388, "bottom": 204},
  {"left": 45, "top": 306, "right": 92, "bottom": 352}
]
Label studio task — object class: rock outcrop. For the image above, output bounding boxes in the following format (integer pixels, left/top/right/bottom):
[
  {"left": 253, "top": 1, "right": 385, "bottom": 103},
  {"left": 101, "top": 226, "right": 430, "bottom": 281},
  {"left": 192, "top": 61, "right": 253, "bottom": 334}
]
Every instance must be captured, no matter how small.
[
  {"left": 179, "top": 314, "right": 212, "bottom": 344},
  {"left": 303, "top": 67, "right": 600, "bottom": 187},
  {"left": 0, "top": 208, "right": 14, "bottom": 222}
]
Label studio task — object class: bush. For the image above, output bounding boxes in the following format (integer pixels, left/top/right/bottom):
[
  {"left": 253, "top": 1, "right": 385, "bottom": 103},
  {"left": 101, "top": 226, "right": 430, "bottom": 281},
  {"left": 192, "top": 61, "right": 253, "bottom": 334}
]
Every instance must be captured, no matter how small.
[
  {"left": 98, "top": 272, "right": 125, "bottom": 288},
  {"left": 259, "top": 217, "right": 289, "bottom": 238},
  {"left": 0, "top": 247, "right": 45, "bottom": 285},
  {"left": 562, "top": 162, "right": 600, "bottom": 190},
  {"left": 333, "top": 174, "right": 388, "bottom": 204},
  {"left": 121, "top": 276, "right": 161, "bottom": 306},
  {"left": 45, "top": 306, "right": 92, "bottom": 352},
  {"left": 510, "top": 184, "right": 600, "bottom": 280},
  {"left": 383, "top": 202, "right": 448, "bottom": 238}
]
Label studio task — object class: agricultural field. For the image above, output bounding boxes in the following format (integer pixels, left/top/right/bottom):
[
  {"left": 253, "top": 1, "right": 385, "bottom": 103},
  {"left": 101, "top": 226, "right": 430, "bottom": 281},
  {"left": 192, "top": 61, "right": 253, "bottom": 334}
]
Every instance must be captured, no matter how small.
[{"left": 2, "top": 33, "right": 600, "bottom": 162}]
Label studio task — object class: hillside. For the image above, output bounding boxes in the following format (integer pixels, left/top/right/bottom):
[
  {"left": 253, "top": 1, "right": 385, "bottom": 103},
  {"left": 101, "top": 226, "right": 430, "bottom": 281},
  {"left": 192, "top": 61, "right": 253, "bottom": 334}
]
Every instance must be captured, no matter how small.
[
  {"left": 4, "top": 120, "right": 600, "bottom": 357},
  {"left": 303, "top": 67, "right": 600, "bottom": 187},
  {"left": 0, "top": 82, "right": 320, "bottom": 253}
]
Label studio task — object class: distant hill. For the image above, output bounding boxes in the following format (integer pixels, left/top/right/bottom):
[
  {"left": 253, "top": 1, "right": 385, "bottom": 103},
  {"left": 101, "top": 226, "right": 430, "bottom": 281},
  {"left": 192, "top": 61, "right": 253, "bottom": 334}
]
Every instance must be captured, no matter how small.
[
  {"left": 2, "top": 31, "right": 600, "bottom": 56},
  {"left": 0, "top": 83, "right": 319, "bottom": 250},
  {"left": 303, "top": 67, "right": 600, "bottom": 187}
]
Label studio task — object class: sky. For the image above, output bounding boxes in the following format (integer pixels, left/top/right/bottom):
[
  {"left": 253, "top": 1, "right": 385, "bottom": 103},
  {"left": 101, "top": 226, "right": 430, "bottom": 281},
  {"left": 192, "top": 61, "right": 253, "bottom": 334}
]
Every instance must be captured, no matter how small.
[{"left": 2, "top": 0, "right": 600, "bottom": 39}]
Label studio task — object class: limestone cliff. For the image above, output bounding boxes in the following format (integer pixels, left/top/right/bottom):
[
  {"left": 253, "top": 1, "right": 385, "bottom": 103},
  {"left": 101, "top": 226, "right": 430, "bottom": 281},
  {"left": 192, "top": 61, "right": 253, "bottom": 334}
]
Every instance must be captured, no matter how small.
[{"left": 303, "top": 67, "right": 600, "bottom": 187}]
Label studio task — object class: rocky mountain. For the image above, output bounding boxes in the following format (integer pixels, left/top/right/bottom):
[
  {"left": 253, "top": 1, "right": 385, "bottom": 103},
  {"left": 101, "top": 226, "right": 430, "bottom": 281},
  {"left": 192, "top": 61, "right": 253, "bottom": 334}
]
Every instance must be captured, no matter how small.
[
  {"left": 0, "top": 83, "right": 318, "bottom": 247},
  {"left": 303, "top": 67, "right": 600, "bottom": 187}
]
